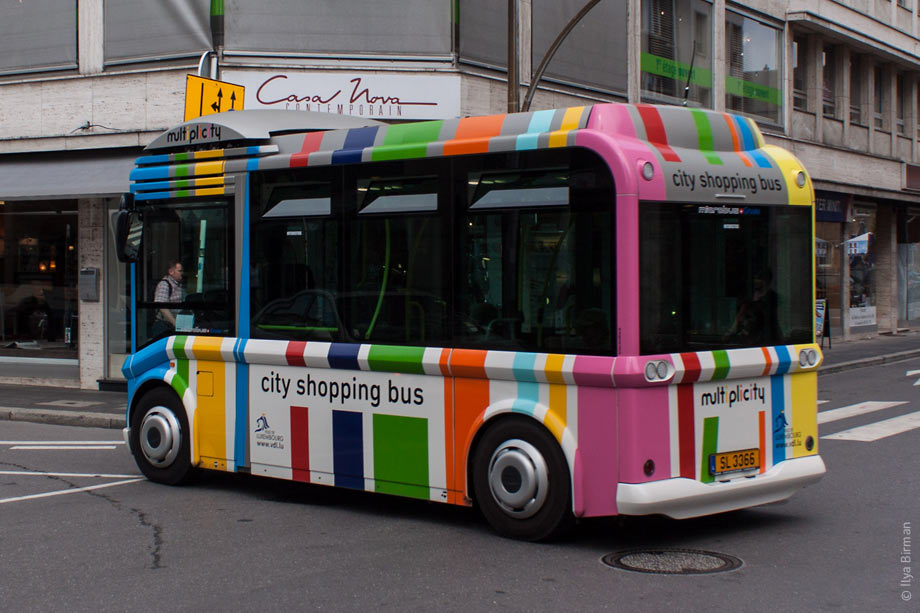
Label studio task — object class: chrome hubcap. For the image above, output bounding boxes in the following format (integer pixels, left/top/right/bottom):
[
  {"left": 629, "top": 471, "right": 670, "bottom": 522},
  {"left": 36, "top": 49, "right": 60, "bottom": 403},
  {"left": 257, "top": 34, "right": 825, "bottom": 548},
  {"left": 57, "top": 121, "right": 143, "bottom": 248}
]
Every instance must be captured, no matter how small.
[
  {"left": 139, "top": 407, "right": 181, "bottom": 468},
  {"left": 487, "top": 439, "right": 549, "bottom": 519}
]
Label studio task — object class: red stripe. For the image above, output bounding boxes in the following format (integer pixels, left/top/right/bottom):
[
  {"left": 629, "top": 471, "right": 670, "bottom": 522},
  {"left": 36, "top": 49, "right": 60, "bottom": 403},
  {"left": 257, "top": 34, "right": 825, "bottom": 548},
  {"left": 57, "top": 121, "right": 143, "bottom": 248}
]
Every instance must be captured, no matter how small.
[
  {"left": 290, "top": 405, "right": 310, "bottom": 482},
  {"left": 677, "top": 384, "right": 696, "bottom": 479},
  {"left": 286, "top": 341, "right": 307, "bottom": 367},
  {"left": 290, "top": 131, "right": 324, "bottom": 167},
  {"left": 680, "top": 352, "right": 702, "bottom": 383},
  {"left": 637, "top": 105, "right": 681, "bottom": 162}
]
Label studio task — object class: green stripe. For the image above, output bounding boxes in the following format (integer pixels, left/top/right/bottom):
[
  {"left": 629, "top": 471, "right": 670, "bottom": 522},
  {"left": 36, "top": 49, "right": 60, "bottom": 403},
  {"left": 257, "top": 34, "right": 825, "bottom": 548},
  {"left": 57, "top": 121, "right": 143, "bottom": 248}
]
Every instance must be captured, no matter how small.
[
  {"left": 373, "top": 414, "right": 429, "bottom": 499},
  {"left": 690, "top": 109, "right": 723, "bottom": 165},
  {"left": 700, "top": 416, "right": 719, "bottom": 484},
  {"left": 711, "top": 350, "right": 730, "bottom": 380},
  {"left": 175, "top": 152, "right": 190, "bottom": 162},
  {"left": 172, "top": 358, "right": 190, "bottom": 399},
  {"left": 367, "top": 345, "right": 426, "bottom": 375},
  {"left": 210, "top": 0, "right": 224, "bottom": 17},
  {"left": 172, "top": 335, "right": 189, "bottom": 360},
  {"left": 175, "top": 164, "right": 190, "bottom": 177},
  {"left": 371, "top": 121, "right": 443, "bottom": 161}
]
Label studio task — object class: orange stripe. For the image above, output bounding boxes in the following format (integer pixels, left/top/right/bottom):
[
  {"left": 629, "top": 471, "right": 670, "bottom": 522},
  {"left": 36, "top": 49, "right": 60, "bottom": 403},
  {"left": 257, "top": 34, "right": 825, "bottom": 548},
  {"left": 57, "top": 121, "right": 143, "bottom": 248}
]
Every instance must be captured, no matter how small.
[
  {"left": 449, "top": 348, "right": 488, "bottom": 379},
  {"left": 544, "top": 354, "right": 566, "bottom": 384},
  {"left": 443, "top": 376, "right": 456, "bottom": 504},
  {"left": 761, "top": 347, "right": 773, "bottom": 377},
  {"left": 453, "top": 378, "right": 489, "bottom": 499},
  {"left": 438, "top": 348, "right": 451, "bottom": 377},
  {"left": 443, "top": 115, "right": 506, "bottom": 155}
]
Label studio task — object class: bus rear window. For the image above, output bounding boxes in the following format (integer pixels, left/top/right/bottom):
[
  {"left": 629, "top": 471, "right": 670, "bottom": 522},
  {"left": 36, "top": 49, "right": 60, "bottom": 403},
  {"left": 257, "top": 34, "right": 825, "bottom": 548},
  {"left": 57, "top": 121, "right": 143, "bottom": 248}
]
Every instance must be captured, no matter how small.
[{"left": 640, "top": 203, "right": 813, "bottom": 354}]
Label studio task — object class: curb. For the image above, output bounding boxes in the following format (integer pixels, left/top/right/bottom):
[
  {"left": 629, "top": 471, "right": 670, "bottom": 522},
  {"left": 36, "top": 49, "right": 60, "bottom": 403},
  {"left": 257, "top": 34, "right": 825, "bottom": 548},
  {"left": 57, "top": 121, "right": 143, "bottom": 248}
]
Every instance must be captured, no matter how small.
[
  {"left": 819, "top": 349, "right": 920, "bottom": 375},
  {"left": 0, "top": 407, "right": 124, "bottom": 430}
]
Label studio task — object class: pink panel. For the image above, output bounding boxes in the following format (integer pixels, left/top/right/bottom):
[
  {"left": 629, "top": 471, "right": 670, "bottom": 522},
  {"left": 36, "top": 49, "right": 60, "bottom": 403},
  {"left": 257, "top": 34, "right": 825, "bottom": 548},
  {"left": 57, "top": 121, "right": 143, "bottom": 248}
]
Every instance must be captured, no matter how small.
[
  {"left": 575, "top": 385, "right": 619, "bottom": 517},
  {"left": 615, "top": 387, "right": 671, "bottom": 483}
]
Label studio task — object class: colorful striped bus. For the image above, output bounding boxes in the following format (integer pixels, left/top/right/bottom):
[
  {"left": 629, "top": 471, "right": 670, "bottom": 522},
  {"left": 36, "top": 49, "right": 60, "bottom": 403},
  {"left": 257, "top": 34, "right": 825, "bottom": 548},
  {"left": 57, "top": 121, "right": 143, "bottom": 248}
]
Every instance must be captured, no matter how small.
[{"left": 116, "top": 102, "right": 825, "bottom": 540}]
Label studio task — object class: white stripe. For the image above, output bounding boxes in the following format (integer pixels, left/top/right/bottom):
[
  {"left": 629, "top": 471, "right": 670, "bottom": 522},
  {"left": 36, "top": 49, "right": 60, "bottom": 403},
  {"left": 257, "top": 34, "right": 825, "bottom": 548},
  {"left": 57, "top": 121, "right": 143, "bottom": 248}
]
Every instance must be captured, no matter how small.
[
  {"left": 10, "top": 445, "right": 117, "bottom": 450},
  {"left": 0, "top": 470, "right": 141, "bottom": 478},
  {"left": 0, "top": 478, "right": 145, "bottom": 504},
  {"left": 822, "top": 410, "right": 920, "bottom": 442},
  {"left": 0, "top": 441, "right": 125, "bottom": 445},
  {"left": 817, "top": 401, "right": 908, "bottom": 424}
]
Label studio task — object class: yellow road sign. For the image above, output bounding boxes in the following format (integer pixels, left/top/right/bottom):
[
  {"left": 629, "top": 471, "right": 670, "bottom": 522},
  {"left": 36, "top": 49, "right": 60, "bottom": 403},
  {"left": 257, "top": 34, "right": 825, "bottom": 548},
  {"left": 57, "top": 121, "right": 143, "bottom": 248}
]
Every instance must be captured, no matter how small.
[{"left": 184, "top": 75, "right": 245, "bottom": 121}]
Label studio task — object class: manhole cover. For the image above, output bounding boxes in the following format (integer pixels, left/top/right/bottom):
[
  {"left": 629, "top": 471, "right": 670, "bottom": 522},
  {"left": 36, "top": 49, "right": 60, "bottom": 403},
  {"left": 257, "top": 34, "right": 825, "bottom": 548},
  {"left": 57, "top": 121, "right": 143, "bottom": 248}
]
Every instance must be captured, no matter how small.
[{"left": 602, "top": 548, "right": 742, "bottom": 575}]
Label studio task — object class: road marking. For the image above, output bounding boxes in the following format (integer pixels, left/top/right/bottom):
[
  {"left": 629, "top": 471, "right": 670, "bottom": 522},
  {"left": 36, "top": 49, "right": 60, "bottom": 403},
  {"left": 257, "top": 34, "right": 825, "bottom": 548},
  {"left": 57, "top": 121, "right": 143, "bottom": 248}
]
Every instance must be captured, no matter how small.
[
  {"left": 0, "top": 470, "right": 141, "bottom": 479},
  {"left": 0, "top": 478, "right": 144, "bottom": 504},
  {"left": 0, "top": 441, "right": 125, "bottom": 446},
  {"left": 821, "top": 410, "right": 920, "bottom": 442},
  {"left": 36, "top": 400, "right": 103, "bottom": 408},
  {"left": 818, "top": 401, "right": 909, "bottom": 424},
  {"left": 908, "top": 369, "right": 920, "bottom": 386},
  {"left": 10, "top": 445, "right": 117, "bottom": 450},
  {"left": 817, "top": 400, "right": 829, "bottom": 405}
]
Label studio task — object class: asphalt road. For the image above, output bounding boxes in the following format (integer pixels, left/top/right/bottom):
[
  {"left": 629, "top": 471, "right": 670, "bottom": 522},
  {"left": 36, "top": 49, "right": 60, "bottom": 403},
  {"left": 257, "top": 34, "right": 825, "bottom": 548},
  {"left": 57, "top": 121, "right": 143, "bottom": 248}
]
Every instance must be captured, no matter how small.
[{"left": 1, "top": 359, "right": 918, "bottom": 611}]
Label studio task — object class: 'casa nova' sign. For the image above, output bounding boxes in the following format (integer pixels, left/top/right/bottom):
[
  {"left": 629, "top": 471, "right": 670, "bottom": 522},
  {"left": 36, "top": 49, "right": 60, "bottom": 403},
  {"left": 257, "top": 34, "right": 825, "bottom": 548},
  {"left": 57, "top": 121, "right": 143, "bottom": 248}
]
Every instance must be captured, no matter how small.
[{"left": 224, "top": 71, "right": 461, "bottom": 120}]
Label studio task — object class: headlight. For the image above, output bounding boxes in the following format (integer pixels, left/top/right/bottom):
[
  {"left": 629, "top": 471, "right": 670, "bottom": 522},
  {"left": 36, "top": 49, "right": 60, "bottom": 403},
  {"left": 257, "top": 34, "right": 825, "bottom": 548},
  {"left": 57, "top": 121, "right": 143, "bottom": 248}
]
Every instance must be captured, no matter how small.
[
  {"left": 644, "top": 360, "right": 673, "bottom": 382},
  {"left": 798, "top": 348, "right": 818, "bottom": 367}
]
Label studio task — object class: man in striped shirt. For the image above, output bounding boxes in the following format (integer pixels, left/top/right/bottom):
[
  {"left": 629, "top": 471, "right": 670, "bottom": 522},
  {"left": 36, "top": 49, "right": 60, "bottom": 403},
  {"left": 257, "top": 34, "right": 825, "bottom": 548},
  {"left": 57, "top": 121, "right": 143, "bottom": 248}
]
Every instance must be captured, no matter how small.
[{"left": 152, "top": 259, "right": 184, "bottom": 336}]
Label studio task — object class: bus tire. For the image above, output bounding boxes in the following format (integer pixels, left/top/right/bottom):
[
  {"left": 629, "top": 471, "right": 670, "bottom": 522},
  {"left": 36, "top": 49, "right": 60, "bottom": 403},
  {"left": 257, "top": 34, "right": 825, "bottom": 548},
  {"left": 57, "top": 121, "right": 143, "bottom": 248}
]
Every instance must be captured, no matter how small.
[
  {"left": 129, "top": 387, "right": 192, "bottom": 485},
  {"left": 472, "top": 418, "right": 574, "bottom": 541}
]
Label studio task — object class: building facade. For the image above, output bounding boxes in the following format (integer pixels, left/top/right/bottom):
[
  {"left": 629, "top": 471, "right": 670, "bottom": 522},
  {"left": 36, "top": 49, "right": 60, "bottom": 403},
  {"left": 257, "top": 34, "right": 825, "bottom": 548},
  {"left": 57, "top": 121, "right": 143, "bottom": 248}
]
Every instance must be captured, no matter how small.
[{"left": 1, "top": 0, "right": 918, "bottom": 389}]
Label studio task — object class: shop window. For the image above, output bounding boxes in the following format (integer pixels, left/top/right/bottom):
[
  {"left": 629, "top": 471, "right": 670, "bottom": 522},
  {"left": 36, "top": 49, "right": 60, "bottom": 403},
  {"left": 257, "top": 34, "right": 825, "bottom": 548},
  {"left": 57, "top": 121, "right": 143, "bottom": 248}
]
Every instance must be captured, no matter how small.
[
  {"left": 641, "top": 0, "right": 713, "bottom": 107},
  {"left": 0, "top": 201, "right": 79, "bottom": 355},
  {"left": 725, "top": 10, "right": 782, "bottom": 125},
  {"left": 847, "top": 204, "right": 877, "bottom": 327}
]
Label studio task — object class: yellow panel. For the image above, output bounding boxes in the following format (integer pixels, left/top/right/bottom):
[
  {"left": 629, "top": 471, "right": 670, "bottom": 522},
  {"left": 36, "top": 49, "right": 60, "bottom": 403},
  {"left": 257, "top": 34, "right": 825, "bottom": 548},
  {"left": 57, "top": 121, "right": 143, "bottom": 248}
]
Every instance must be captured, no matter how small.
[
  {"left": 185, "top": 75, "right": 246, "bottom": 121},
  {"left": 193, "top": 160, "right": 226, "bottom": 177},
  {"left": 790, "top": 370, "right": 818, "bottom": 458},
  {"left": 195, "top": 360, "right": 227, "bottom": 466},
  {"left": 761, "top": 144, "right": 814, "bottom": 206}
]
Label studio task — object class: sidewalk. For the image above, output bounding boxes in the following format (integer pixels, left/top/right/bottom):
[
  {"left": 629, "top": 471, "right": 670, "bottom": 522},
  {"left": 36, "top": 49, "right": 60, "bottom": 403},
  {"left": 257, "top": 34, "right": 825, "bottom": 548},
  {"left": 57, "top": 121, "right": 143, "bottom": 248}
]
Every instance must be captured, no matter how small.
[{"left": 1, "top": 332, "right": 919, "bottom": 430}]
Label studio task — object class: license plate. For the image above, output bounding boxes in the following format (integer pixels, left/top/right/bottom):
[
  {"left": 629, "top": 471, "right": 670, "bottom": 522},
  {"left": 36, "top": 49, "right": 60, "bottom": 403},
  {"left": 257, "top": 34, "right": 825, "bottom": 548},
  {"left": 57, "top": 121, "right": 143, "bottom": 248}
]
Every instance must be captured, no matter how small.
[{"left": 709, "top": 448, "right": 761, "bottom": 476}]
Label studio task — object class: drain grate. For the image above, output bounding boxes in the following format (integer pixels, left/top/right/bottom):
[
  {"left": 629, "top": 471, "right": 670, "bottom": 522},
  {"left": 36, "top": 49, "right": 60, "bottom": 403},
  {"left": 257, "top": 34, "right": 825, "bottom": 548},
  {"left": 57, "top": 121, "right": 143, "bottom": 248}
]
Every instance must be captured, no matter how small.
[{"left": 602, "top": 548, "right": 742, "bottom": 575}]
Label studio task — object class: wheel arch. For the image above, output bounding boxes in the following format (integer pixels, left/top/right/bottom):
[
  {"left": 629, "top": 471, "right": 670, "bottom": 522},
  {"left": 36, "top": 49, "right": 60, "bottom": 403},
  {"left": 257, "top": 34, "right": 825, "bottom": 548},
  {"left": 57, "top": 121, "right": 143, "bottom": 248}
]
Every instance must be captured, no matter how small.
[{"left": 464, "top": 403, "right": 576, "bottom": 507}]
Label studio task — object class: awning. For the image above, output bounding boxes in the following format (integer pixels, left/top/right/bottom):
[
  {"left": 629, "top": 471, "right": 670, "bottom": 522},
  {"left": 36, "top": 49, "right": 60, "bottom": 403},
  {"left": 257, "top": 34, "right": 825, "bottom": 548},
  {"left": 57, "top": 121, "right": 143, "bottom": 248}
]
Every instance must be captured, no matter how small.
[{"left": 0, "top": 149, "right": 141, "bottom": 201}]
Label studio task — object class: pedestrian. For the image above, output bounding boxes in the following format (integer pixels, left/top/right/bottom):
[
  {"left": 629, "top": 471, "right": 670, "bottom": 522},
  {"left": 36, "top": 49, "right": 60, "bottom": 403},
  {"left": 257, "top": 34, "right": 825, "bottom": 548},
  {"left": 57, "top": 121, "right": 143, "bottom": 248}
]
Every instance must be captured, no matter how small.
[{"left": 152, "top": 259, "right": 184, "bottom": 337}]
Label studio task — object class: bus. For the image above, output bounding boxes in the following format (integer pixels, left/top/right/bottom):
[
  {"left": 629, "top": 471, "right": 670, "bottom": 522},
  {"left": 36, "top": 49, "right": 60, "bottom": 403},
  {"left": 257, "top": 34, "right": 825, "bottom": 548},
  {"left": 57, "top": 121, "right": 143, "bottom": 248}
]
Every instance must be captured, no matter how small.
[{"left": 115, "top": 103, "right": 825, "bottom": 541}]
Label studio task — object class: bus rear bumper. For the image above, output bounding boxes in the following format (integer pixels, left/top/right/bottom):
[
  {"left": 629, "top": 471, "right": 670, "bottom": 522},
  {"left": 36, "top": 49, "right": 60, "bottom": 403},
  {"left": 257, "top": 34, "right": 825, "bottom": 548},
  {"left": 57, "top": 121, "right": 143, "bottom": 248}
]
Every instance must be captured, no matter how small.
[{"left": 615, "top": 455, "right": 826, "bottom": 519}]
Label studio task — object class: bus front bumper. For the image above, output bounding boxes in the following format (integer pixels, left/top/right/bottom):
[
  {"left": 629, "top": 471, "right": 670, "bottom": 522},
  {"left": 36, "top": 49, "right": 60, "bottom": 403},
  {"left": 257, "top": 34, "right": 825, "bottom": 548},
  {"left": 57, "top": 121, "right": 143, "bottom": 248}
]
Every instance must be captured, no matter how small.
[{"left": 615, "top": 455, "right": 826, "bottom": 519}]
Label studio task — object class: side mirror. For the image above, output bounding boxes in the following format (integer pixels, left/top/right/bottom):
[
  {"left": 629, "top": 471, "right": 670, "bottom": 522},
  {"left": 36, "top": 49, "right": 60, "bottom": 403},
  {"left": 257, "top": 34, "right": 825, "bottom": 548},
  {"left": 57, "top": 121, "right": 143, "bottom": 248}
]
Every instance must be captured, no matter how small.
[{"left": 115, "top": 194, "right": 142, "bottom": 263}]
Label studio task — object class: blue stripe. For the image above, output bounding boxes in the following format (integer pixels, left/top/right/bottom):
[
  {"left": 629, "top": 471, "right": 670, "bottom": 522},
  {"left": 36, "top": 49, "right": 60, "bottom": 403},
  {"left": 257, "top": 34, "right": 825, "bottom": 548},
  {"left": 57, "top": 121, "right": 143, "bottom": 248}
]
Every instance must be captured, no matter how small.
[
  {"left": 512, "top": 352, "right": 538, "bottom": 382},
  {"left": 233, "top": 337, "right": 247, "bottom": 363},
  {"left": 235, "top": 362, "right": 249, "bottom": 469},
  {"left": 516, "top": 109, "right": 555, "bottom": 150},
  {"left": 773, "top": 345, "right": 792, "bottom": 375},
  {"left": 332, "top": 126, "right": 379, "bottom": 164},
  {"left": 333, "top": 410, "right": 364, "bottom": 489},
  {"left": 511, "top": 398, "right": 539, "bottom": 416},
  {"left": 134, "top": 191, "right": 172, "bottom": 201},
  {"left": 130, "top": 167, "right": 171, "bottom": 181},
  {"left": 328, "top": 343, "right": 361, "bottom": 370},
  {"left": 771, "top": 375, "right": 787, "bottom": 463},
  {"left": 135, "top": 154, "right": 171, "bottom": 165},
  {"left": 732, "top": 116, "right": 756, "bottom": 150},
  {"left": 747, "top": 149, "right": 773, "bottom": 169},
  {"left": 246, "top": 157, "right": 261, "bottom": 172}
]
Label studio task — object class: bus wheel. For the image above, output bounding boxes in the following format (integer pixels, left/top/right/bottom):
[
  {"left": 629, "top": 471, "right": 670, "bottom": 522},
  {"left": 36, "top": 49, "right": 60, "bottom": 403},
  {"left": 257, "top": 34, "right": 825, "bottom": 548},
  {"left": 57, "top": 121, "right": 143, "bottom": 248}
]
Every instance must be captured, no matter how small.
[
  {"left": 472, "top": 419, "right": 573, "bottom": 541},
  {"left": 130, "top": 387, "right": 191, "bottom": 485}
]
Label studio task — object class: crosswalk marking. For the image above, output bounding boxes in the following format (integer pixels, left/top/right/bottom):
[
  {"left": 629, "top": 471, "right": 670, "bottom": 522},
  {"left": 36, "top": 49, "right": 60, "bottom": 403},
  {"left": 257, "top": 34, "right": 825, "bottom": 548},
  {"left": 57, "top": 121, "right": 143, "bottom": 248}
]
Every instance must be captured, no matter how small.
[
  {"left": 817, "top": 401, "right": 909, "bottom": 424},
  {"left": 821, "top": 410, "right": 920, "bottom": 442}
]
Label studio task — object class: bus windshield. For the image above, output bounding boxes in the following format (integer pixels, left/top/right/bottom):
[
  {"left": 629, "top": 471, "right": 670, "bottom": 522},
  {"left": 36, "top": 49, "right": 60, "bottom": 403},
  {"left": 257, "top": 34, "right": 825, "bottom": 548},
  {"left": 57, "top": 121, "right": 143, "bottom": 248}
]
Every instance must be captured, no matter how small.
[
  {"left": 639, "top": 202, "right": 813, "bottom": 354},
  {"left": 135, "top": 200, "right": 234, "bottom": 347}
]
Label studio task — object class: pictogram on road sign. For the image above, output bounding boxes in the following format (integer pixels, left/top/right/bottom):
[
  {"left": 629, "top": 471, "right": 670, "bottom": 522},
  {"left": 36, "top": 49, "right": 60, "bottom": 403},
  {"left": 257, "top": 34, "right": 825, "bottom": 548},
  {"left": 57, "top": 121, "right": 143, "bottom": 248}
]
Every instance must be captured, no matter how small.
[{"left": 184, "top": 75, "right": 244, "bottom": 121}]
